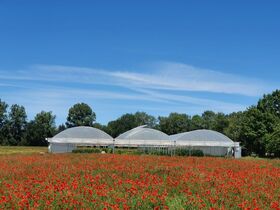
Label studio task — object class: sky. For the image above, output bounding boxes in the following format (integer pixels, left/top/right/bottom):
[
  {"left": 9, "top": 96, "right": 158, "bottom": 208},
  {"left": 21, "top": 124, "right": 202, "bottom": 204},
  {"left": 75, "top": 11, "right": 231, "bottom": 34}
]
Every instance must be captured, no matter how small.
[{"left": 0, "top": 1, "right": 279, "bottom": 125}]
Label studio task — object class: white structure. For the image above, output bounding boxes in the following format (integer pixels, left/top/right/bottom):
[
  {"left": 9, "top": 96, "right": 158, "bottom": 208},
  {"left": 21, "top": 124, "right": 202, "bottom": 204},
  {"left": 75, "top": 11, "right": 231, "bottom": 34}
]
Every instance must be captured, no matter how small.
[
  {"left": 47, "top": 126, "right": 113, "bottom": 153},
  {"left": 115, "top": 125, "right": 171, "bottom": 147},
  {"left": 170, "top": 129, "right": 241, "bottom": 158},
  {"left": 46, "top": 126, "right": 241, "bottom": 158}
]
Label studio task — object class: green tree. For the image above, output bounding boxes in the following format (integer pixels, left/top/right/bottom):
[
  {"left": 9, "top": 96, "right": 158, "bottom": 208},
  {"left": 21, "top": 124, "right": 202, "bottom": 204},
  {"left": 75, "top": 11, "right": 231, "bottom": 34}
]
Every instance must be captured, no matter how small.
[
  {"left": 257, "top": 89, "right": 280, "bottom": 118},
  {"left": 158, "top": 113, "right": 191, "bottom": 135},
  {"left": 66, "top": 103, "right": 96, "bottom": 128},
  {"left": 0, "top": 99, "right": 8, "bottom": 145},
  {"left": 190, "top": 115, "right": 204, "bottom": 130},
  {"left": 134, "top": 112, "right": 157, "bottom": 128},
  {"left": 106, "top": 112, "right": 156, "bottom": 138},
  {"left": 240, "top": 106, "right": 277, "bottom": 156},
  {"left": 201, "top": 110, "right": 216, "bottom": 130},
  {"left": 107, "top": 113, "right": 138, "bottom": 138},
  {"left": 3, "top": 104, "right": 27, "bottom": 145},
  {"left": 0, "top": 99, "right": 8, "bottom": 127},
  {"left": 264, "top": 125, "right": 280, "bottom": 157},
  {"left": 224, "top": 112, "right": 244, "bottom": 142},
  {"left": 92, "top": 123, "right": 107, "bottom": 132},
  {"left": 56, "top": 124, "right": 66, "bottom": 134},
  {"left": 25, "top": 111, "right": 56, "bottom": 146},
  {"left": 212, "top": 112, "right": 229, "bottom": 133}
]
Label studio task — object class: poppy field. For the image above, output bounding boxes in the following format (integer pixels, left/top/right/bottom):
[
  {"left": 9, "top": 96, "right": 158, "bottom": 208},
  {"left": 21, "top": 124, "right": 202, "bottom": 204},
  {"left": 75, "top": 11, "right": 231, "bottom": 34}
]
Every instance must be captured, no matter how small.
[{"left": 0, "top": 154, "right": 279, "bottom": 210}]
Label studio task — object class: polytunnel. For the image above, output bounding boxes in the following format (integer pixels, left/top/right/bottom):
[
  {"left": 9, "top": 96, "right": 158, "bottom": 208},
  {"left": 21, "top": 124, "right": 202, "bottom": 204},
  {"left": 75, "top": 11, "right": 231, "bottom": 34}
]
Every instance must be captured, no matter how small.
[
  {"left": 170, "top": 129, "right": 241, "bottom": 158},
  {"left": 47, "top": 126, "right": 113, "bottom": 153},
  {"left": 115, "top": 125, "right": 171, "bottom": 146}
]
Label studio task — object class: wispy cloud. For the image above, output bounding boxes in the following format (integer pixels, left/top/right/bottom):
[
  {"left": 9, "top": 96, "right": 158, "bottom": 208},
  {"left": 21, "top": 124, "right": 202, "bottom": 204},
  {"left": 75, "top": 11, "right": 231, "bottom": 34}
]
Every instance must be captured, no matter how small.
[
  {"left": 0, "top": 61, "right": 273, "bottom": 123},
  {"left": 110, "top": 62, "right": 271, "bottom": 97},
  {"left": 1, "top": 62, "right": 272, "bottom": 97}
]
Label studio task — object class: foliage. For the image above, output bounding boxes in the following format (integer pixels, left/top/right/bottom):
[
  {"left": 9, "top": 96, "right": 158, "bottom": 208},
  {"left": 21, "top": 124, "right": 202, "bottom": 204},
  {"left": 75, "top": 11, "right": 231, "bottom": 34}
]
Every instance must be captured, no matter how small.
[
  {"left": 0, "top": 99, "right": 8, "bottom": 128},
  {"left": 134, "top": 111, "right": 157, "bottom": 127},
  {"left": 257, "top": 89, "right": 280, "bottom": 117},
  {"left": 0, "top": 100, "right": 8, "bottom": 144},
  {"left": 201, "top": 110, "right": 216, "bottom": 130},
  {"left": 190, "top": 114, "right": 204, "bottom": 130},
  {"left": 56, "top": 123, "right": 66, "bottom": 135},
  {"left": 265, "top": 125, "right": 280, "bottom": 157},
  {"left": 240, "top": 106, "right": 277, "bottom": 156},
  {"left": 73, "top": 148, "right": 100, "bottom": 153},
  {"left": 72, "top": 147, "right": 113, "bottom": 154},
  {"left": 158, "top": 113, "right": 191, "bottom": 135},
  {"left": 224, "top": 112, "right": 244, "bottom": 142},
  {"left": 66, "top": 103, "right": 96, "bottom": 128},
  {"left": 92, "top": 123, "right": 107, "bottom": 132},
  {"left": 106, "top": 112, "right": 156, "bottom": 138},
  {"left": 175, "top": 148, "right": 204, "bottom": 157},
  {"left": 24, "top": 111, "right": 56, "bottom": 146},
  {"left": 2, "top": 104, "right": 27, "bottom": 145}
]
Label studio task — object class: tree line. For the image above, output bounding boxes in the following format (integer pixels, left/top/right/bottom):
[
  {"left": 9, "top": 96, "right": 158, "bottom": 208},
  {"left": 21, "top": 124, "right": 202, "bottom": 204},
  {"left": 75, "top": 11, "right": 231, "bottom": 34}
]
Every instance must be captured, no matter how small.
[{"left": 0, "top": 90, "right": 279, "bottom": 157}]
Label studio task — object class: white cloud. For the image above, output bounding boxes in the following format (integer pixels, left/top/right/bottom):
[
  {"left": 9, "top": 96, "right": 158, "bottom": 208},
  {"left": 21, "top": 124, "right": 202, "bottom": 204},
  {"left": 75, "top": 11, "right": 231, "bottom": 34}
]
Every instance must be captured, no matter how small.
[
  {"left": 0, "top": 62, "right": 272, "bottom": 97},
  {"left": 109, "top": 62, "right": 270, "bottom": 96},
  {"left": 0, "top": 61, "right": 272, "bottom": 124}
]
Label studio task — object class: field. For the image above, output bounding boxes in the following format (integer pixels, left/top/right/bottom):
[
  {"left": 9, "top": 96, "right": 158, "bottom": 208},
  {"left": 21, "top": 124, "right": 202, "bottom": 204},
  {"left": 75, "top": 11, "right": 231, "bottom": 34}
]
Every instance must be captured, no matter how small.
[
  {"left": 0, "top": 152, "right": 279, "bottom": 209},
  {"left": 0, "top": 146, "right": 47, "bottom": 155}
]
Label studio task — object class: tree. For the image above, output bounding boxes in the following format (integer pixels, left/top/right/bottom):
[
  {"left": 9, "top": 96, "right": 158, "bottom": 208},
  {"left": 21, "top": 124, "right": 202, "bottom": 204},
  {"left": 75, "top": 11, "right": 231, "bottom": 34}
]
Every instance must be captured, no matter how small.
[
  {"left": 190, "top": 115, "right": 204, "bottom": 130},
  {"left": 264, "top": 125, "right": 280, "bottom": 157},
  {"left": 92, "top": 123, "right": 107, "bottom": 132},
  {"left": 158, "top": 113, "right": 191, "bottom": 135},
  {"left": 66, "top": 103, "right": 96, "bottom": 128},
  {"left": 107, "top": 114, "right": 138, "bottom": 138},
  {"left": 0, "top": 99, "right": 8, "bottom": 145},
  {"left": 224, "top": 112, "right": 244, "bottom": 142},
  {"left": 106, "top": 112, "right": 156, "bottom": 138},
  {"left": 134, "top": 112, "right": 157, "bottom": 128},
  {"left": 257, "top": 89, "right": 280, "bottom": 118},
  {"left": 25, "top": 111, "right": 56, "bottom": 146},
  {"left": 56, "top": 124, "right": 66, "bottom": 135},
  {"left": 201, "top": 111, "right": 216, "bottom": 130},
  {"left": 0, "top": 99, "right": 8, "bottom": 128},
  {"left": 3, "top": 104, "right": 27, "bottom": 145},
  {"left": 240, "top": 106, "right": 277, "bottom": 156},
  {"left": 212, "top": 112, "right": 229, "bottom": 133}
]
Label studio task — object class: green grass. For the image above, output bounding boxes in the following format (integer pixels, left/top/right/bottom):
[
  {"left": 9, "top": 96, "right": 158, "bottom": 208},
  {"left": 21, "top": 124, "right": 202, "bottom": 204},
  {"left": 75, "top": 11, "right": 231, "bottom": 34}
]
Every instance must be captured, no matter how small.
[{"left": 0, "top": 146, "right": 47, "bottom": 155}]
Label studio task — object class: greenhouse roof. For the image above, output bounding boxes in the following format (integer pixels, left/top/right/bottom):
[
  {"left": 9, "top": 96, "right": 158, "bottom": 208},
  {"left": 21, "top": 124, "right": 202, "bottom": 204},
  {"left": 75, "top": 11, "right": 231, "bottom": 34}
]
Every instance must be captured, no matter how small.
[
  {"left": 115, "top": 125, "right": 170, "bottom": 146},
  {"left": 47, "top": 126, "right": 113, "bottom": 144},
  {"left": 170, "top": 129, "right": 235, "bottom": 147},
  {"left": 116, "top": 125, "right": 169, "bottom": 140}
]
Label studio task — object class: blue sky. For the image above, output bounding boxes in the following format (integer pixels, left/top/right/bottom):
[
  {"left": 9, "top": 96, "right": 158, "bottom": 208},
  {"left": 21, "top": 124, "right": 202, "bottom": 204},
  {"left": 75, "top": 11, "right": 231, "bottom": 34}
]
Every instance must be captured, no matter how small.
[{"left": 0, "top": 1, "right": 279, "bottom": 125}]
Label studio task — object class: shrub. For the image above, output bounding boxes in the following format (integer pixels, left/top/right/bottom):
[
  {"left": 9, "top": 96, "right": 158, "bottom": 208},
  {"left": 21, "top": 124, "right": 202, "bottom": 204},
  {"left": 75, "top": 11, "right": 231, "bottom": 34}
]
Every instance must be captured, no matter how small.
[
  {"left": 72, "top": 148, "right": 102, "bottom": 153},
  {"left": 191, "top": 149, "right": 204, "bottom": 157}
]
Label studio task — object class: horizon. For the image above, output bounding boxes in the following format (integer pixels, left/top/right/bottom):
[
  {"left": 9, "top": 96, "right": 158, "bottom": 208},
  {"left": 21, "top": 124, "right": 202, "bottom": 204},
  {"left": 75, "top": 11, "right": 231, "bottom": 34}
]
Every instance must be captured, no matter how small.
[{"left": 0, "top": 1, "right": 279, "bottom": 125}]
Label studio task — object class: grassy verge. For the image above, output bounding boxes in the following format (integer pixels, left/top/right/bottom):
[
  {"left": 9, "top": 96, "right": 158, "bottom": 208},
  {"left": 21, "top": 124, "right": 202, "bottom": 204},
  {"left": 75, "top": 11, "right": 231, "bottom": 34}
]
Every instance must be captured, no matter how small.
[{"left": 0, "top": 146, "right": 48, "bottom": 155}]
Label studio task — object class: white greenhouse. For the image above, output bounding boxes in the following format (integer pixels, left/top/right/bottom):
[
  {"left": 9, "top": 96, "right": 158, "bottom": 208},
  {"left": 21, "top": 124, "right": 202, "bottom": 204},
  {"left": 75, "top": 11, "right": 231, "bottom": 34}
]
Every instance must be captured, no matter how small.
[
  {"left": 115, "top": 125, "right": 171, "bottom": 147},
  {"left": 47, "top": 125, "right": 241, "bottom": 158},
  {"left": 170, "top": 129, "right": 241, "bottom": 158},
  {"left": 47, "top": 126, "right": 113, "bottom": 153}
]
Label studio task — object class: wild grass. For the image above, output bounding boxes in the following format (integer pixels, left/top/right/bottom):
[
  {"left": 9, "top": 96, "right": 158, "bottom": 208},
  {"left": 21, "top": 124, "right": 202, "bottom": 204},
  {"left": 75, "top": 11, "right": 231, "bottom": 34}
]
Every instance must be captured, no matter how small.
[{"left": 0, "top": 146, "right": 47, "bottom": 155}]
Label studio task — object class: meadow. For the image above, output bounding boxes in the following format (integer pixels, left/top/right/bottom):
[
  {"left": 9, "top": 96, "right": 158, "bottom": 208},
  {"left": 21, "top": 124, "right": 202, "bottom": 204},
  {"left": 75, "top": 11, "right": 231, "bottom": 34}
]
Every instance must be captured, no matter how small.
[
  {"left": 0, "top": 146, "right": 47, "bottom": 155},
  {"left": 0, "top": 151, "right": 279, "bottom": 209}
]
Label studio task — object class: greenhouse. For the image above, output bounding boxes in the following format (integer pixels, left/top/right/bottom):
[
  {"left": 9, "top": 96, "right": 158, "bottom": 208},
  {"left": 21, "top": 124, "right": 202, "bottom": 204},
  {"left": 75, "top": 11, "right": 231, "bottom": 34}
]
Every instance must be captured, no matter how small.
[
  {"left": 47, "top": 126, "right": 113, "bottom": 153},
  {"left": 47, "top": 126, "right": 241, "bottom": 158},
  {"left": 170, "top": 129, "right": 241, "bottom": 158},
  {"left": 115, "top": 125, "right": 171, "bottom": 146}
]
